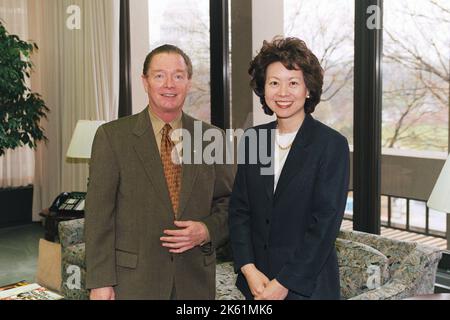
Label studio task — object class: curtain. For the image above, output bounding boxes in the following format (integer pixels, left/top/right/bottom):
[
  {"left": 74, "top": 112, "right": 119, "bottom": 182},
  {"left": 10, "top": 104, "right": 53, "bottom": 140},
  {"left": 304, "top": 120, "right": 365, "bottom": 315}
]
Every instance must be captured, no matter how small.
[
  {"left": 30, "top": 0, "right": 120, "bottom": 220},
  {"left": 0, "top": 0, "right": 35, "bottom": 188}
]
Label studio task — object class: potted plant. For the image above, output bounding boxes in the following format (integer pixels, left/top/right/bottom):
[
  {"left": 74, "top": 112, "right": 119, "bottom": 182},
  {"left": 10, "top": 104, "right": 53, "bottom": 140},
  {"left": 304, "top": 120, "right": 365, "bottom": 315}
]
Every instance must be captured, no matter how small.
[
  {"left": 0, "top": 20, "right": 49, "bottom": 227},
  {"left": 0, "top": 20, "right": 49, "bottom": 156}
]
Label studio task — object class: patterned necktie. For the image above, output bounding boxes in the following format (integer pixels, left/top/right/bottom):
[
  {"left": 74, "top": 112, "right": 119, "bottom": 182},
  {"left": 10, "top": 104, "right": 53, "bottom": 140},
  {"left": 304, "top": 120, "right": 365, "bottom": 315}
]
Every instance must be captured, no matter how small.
[{"left": 161, "top": 123, "right": 182, "bottom": 217}]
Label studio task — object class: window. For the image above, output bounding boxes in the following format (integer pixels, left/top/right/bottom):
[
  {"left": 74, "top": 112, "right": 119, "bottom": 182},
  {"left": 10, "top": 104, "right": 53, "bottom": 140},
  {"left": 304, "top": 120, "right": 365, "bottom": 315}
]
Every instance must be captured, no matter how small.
[
  {"left": 148, "top": 0, "right": 211, "bottom": 123},
  {"left": 284, "top": 0, "right": 355, "bottom": 145},
  {"left": 382, "top": 0, "right": 450, "bottom": 237},
  {"left": 383, "top": 0, "right": 450, "bottom": 153}
]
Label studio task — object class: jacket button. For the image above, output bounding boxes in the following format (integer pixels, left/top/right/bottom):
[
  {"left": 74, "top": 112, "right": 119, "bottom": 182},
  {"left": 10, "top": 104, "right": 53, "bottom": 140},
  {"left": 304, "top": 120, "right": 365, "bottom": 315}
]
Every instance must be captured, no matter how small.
[
  {"left": 266, "top": 219, "right": 270, "bottom": 225},
  {"left": 264, "top": 244, "right": 268, "bottom": 250}
]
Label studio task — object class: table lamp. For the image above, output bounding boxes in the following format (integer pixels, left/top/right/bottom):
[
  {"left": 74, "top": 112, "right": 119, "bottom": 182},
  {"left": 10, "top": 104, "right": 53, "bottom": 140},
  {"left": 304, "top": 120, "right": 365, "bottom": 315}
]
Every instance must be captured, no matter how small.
[
  {"left": 66, "top": 120, "right": 105, "bottom": 197},
  {"left": 427, "top": 154, "right": 450, "bottom": 250},
  {"left": 66, "top": 120, "right": 105, "bottom": 159}
]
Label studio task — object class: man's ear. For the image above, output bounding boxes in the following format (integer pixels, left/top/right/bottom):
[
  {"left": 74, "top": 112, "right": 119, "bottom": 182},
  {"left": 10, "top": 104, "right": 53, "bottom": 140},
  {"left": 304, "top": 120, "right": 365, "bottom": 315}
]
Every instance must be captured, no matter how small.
[{"left": 141, "top": 75, "right": 148, "bottom": 93}]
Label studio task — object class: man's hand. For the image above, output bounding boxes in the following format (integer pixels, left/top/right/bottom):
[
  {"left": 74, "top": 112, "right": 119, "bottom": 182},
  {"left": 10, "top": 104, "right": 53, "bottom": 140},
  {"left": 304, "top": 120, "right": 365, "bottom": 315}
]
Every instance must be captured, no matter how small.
[
  {"left": 90, "top": 287, "right": 115, "bottom": 300},
  {"left": 254, "top": 279, "right": 289, "bottom": 300},
  {"left": 160, "top": 220, "right": 209, "bottom": 253},
  {"left": 241, "top": 264, "right": 270, "bottom": 297}
]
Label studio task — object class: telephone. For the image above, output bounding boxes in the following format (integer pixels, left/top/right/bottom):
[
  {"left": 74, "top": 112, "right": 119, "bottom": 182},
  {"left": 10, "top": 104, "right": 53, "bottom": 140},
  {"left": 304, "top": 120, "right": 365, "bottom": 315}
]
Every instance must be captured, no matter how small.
[{"left": 49, "top": 192, "right": 86, "bottom": 215}]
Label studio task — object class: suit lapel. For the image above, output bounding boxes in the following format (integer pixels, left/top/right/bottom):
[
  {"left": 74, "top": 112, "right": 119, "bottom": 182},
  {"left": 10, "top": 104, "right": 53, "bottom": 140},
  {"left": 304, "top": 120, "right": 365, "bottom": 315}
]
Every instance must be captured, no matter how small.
[
  {"left": 132, "top": 108, "right": 173, "bottom": 214},
  {"left": 177, "top": 113, "right": 199, "bottom": 219},
  {"left": 273, "top": 114, "right": 315, "bottom": 202}
]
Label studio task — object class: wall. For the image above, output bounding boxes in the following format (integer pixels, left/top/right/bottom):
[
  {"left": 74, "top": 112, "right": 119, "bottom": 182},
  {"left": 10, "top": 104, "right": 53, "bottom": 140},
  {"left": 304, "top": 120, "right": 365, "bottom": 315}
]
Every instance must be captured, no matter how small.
[
  {"left": 231, "top": 0, "right": 253, "bottom": 129},
  {"left": 381, "top": 149, "right": 447, "bottom": 201},
  {"left": 251, "top": 0, "right": 283, "bottom": 126},
  {"left": 129, "top": 0, "right": 150, "bottom": 114}
]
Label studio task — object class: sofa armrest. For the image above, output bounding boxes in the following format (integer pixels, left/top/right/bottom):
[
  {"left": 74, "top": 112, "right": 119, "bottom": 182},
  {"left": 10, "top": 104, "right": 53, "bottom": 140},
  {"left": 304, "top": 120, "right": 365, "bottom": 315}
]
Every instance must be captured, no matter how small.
[
  {"left": 58, "top": 218, "right": 85, "bottom": 248},
  {"left": 392, "top": 245, "right": 443, "bottom": 296},
  {"left": 351, "top": 246, "right": 443, "bottom": 300},
  {"left": 349, "top": 279, "right": 409, "bottom": 300}
]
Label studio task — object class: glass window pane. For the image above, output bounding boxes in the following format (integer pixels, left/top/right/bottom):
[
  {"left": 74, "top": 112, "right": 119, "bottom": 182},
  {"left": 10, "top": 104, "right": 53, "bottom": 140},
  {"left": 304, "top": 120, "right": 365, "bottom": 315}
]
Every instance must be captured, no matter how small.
[
  {"left": 409, "top": 200, "right": 426, "bottom": 232},
  {"left": 391, "top": 197, "right": 407, "bottom": 228},
  {"left": 383, "top": 0, "right": 449, "bottom": 237},
  {"left": 345, "top": 191, "right": 354, "bottom": 217},
  {"left": 148, "top": 0, "right": 211, "bottom": 123},
  {"left": 381, "top": 195, "right": 389, "bottom": 224},
  {"left": 383, "top": 0, "right": 450, "bottom": 152},
  {"left": 284, "top": 0, "right": 354, "bottom": 145},
  {"left": 429, "top": 208, "right": 446, "bottom": 234}
]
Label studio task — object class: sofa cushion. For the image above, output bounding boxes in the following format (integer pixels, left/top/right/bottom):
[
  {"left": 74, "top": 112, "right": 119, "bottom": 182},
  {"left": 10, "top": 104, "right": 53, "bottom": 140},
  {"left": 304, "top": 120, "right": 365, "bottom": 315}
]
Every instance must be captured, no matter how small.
[{"left": 336, "top": 238, "right": 390, "bottom": 299}]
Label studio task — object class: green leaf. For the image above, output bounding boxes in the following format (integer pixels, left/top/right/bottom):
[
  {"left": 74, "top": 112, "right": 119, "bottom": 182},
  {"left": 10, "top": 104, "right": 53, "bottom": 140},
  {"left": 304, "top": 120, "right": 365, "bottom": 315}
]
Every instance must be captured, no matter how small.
[{"left": 0, "top": 20, "right": 49, "bottom": 155}]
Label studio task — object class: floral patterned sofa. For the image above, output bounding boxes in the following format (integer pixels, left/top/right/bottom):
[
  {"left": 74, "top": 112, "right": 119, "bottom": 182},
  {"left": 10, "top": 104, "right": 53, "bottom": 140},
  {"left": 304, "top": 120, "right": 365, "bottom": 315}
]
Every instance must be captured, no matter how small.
[{"left": 58, "top": 219, "right": 442, "bottom": 300}]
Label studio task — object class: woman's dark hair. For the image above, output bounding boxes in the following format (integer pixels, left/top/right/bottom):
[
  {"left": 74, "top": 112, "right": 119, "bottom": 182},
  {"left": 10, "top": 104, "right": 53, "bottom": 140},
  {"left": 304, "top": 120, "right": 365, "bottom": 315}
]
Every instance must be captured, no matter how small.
[
  {"left": 249, "top": 36, "right": 324, "bottom": 115},
  {"left": 143, "top": 44, "right": 193, "bottom": 79}
]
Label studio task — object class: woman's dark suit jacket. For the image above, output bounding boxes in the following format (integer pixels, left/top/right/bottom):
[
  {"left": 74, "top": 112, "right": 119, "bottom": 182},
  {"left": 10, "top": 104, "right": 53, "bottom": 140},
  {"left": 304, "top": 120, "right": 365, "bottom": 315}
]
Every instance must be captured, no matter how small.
[{"left": 228, "top": 114, "right": 350, "bottom": 300}]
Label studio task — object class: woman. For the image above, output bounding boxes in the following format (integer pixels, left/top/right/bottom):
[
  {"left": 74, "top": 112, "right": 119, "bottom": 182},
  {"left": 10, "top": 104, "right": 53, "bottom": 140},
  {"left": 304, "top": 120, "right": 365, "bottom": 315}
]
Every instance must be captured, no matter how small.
[{"left": 228, "top": 36, "right": 350, "bottom": 300}]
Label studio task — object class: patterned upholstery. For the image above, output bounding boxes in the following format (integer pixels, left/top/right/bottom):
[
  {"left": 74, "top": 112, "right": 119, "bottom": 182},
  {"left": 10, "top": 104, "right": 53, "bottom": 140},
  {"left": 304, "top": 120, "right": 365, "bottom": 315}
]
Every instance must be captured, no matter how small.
[
  {"left": 58, "top": 219, "right": 443, "bottom": 300},
  {"left": 58, "top": 219, "right": 89, "bottom": 300},
  {"left": 336, "top": 238, "right": 390, "bottom": 299},
  {"left": 338, "top": 229, "right": 443, "bottom": 300},
  {"left": 58, "top": 218, "right": 84, "bottom": 248}
]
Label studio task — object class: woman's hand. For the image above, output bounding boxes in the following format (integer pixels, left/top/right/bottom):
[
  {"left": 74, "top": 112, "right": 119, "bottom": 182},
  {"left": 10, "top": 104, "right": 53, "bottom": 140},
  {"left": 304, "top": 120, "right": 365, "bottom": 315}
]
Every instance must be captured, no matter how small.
[
  {"left": 241, "top": 264, "right": 270, "bottom": 297},
  {"left": 254, "top": 279, "right": 289, "bottom": 300}
]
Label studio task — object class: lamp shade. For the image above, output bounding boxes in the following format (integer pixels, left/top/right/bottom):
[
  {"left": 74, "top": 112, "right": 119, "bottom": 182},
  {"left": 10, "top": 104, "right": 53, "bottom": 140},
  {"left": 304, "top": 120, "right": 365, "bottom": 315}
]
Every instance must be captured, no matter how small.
[
  {"left": 427, "top": 154, "right": 450, "bottom": 213},
  {"left": 66, "top": 120, "right": 105, "bottom": 159}
]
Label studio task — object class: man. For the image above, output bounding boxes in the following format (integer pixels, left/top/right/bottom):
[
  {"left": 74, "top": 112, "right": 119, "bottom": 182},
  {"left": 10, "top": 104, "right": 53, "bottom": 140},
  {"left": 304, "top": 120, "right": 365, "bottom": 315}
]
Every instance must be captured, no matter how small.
[{"left": 85, "top": 45, "right": 235, "bottom": 300}]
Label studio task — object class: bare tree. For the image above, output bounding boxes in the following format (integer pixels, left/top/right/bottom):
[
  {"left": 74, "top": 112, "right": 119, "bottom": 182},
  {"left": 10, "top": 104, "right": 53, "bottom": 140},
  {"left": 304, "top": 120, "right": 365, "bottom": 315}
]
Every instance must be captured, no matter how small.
[
  {"left": 285, "top": 0, "right": 354, "bottom": 102},
  {"left": 284, "top": 0, "right": 354, "bottom": 140},
  {"left": 383, "top": 0, "right": 450, "bottom": 151},
  {"left": 153, "top": 0, "right": 211, "bottom": 122}
]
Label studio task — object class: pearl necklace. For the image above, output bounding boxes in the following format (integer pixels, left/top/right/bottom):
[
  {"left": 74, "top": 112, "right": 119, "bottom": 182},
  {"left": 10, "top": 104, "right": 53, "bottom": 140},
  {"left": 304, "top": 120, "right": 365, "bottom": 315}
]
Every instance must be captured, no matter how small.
[
  {"left": 276, "top": 139, "right": 293, "bottom": 150},
  {"left": 275, "top": 124, "right": 295, "bottom": 150}
]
